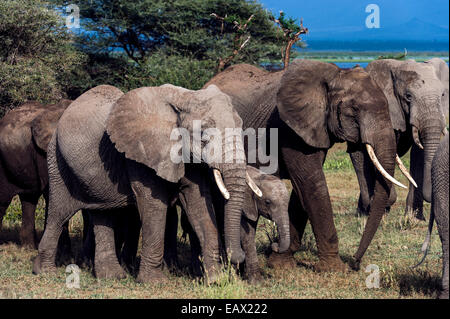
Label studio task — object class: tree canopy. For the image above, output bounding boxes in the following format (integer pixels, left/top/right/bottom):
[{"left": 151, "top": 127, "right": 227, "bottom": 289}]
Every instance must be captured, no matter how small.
[
  {"left": 0, "top": 0, "right": 86, "bottom": 116},
  {"left": 1, "top": 0, "right": 307, "bottom": 116}
]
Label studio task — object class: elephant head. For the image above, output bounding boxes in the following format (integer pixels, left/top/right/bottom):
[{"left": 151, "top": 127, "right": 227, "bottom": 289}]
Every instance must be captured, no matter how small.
[
  {"left": 242, "top": 166, "right": 290, "bottom": 253},
  {"left": 105, "top": 84, "right": 261, "bottom": 264},
  {"left": 277, "top": 60, "right": 406, "bottom": 264},
  {"left": 366, "top": 59, "right": 447, "bottom": 202}
]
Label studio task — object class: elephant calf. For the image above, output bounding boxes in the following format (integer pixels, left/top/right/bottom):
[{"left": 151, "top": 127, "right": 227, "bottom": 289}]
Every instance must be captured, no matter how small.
[
  {"left": 166, "top": 166, "right": 290, "bottom": 283},
  {"left": 414, "top": 134, "right": 448, "bottom": 299}
]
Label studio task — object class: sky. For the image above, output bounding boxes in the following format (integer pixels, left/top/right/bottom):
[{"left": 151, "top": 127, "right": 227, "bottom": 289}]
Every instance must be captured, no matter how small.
[{"left": 260, "top": 0, "right": 449, "bottom": 33}]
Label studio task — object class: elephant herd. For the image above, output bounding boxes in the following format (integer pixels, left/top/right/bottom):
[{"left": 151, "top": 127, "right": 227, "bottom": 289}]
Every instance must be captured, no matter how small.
[{"left": 0, "top": 58, "right": 448, "bottom": 298}]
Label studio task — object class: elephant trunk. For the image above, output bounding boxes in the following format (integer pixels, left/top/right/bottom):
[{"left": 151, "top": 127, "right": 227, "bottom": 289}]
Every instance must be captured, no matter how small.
[
  {"left": 420, "top": 122, "right": 442, "bottom": 202},
  {"left": 271, "top": 210, "right": 291, "bottom": 253},
  {"left": 213, "top": 136, "right": 247, "bottom": 264},
  {"left": 354, "top": 128, "right": 396, "bottom": 265}
]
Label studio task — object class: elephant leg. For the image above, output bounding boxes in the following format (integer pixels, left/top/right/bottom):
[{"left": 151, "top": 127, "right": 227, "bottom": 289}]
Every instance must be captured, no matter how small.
[
  {"left": 180, "top": 212, "right": 203, "bottom": 278},
  {"left": 349, "top": 148, "right": 374, "bottom": 216},
  {"left": 267, "top": 191, "right": 303, "bottom": 269},
  {"left": 163, "top": 203, "right": 179, "bottom": 271},
  {"left": 128, "top": 162, "right": 170, "bottom": 284},
  {"left": 179, "top": 166, "right": 221, "bottom": 285},
  {"left": 33, "top": 207, "right": 77, "bottom": 274},
  {"left": 41, "top": 187, "right": 72, "bottom": 266},
  {"left": 91, "top": 211, "right": 126, "bottom": 279},
  {"left": 281, "top": 143, "right": 347, "bottom": 273},
  {"left": 178, "top": 187, "right": 220, "bottom": 284},
  {"left": 434, "top": 196, "right": 449, "bottom": 299},
  {"left": 78, "top": 210, "right": 95, "bottom": 269},
  {"left": 119, "top": 207, "right": 141, "bottom": 273},
  {"left": 406, "top": 144, "right": 425, "bottom": 220},
  {"left": 439, "top": 233, "right": 449, "bottom": 299},
  {"left": 18, "top": 193, "right": 40, "bottom": 249},
  {"left": 240, "top": 218, "right": 260, "bottom": 284}
]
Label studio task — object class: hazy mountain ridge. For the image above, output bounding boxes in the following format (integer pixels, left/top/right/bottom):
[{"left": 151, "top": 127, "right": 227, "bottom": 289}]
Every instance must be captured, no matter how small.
[{"left": 306, "top": 18, "right": 449, "bottom": 42}]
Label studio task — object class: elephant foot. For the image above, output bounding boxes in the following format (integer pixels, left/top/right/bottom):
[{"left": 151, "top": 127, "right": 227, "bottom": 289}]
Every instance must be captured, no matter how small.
[
  {"left": 204, "top": 268, "right": 220, "bottom": 286},
  {"left": 32, "top": 255, "right": 57, "bottom": 275},
  {"left": 76, "top": 253, "right": 94, "bottom": 270},
  {"left": 95, "top": 263, "right": 127, "bottom": 280},
  {"left": 247, "top": 271, "right": 263, "bottom": 285},
  {"left": 137, "top": 266, "right": 168, "bottom": 284},
  {"left": 414, "top": 211, "right": 426, "bottom": 221},
  {"left": 19, "top": 232, "right": 38, "bottom": 250},
  {"left": 163, "top": 255, "right": 179, "bottom": 272},
  {"left": 267, "top": 251, "right": 296, "bottom": 270},
  {"left": 313, "top": 256, "right": 348, "bottom": 273},
  {"left": 55, "top": 238, "right": 73, "bottom": 267},
  {"left": 190, "top": 257, "right": 203, "bottom": 278}
]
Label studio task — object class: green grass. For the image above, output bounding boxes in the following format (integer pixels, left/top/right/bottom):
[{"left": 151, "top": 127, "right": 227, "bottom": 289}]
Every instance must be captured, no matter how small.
[{"left": 0, "top": 144, "right": 442, "bottom": 299}]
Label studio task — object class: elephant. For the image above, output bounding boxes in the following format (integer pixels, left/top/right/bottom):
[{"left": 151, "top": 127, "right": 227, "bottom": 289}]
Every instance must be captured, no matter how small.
[
  {"left": 414, "top": 134, "right": 448, "bottom": 299},
  {"left": 349, "top": 59, "right": 447, "bottom": 219},
  {"left": 205, "top": 60, "right": 413, "bottom": 271},
  {"left": 32, "top": 84, "right": 262, "bottom": 283},
  {"left": 165, "top": 165, "right": 290, "bottom": 283},
  {"left": 0, "top": 99, "right": 72, "bottom": 248},
  {"left": 425, "top": 58, "right": 449, "bottom": 122},
  {"left": 78, "top": 207, "right": 141, "bottom": 276}
]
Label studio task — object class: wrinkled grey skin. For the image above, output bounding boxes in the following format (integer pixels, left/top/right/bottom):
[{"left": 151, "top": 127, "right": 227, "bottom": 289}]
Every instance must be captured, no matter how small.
[
  {"left": 32, "top": 84, "right": 248, "bottom": 283},
  {"left": 206, "top": 60, "right": 398, "bottom": 272},
  {"left": 0, "top": 100, "right": 71, "bottom": 250},
  {"left": 79, "top": 207, "right": 141, "bottom": 276},
  {"left": 414, "top": 134, "right": 448, "bottom": 299},
  {"left": 165, "top": 166, "right": 290, "bottom": 284},
  {"left": 350, "top": 59, "right": 447, "bottom": 219}
]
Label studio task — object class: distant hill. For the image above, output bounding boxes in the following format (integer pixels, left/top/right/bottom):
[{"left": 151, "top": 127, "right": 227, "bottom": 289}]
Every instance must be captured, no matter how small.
[{"left": 307, "top": 18, "right": 449, "bottom": 42}]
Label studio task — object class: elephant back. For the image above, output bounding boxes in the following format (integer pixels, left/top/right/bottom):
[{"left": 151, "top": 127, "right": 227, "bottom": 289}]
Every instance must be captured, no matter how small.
[
  {"left": 204, "top": 64, "right": 284, "bottom": 129},
  {"left": 31, "top": 99, "right": 72, "bottom": 152}
]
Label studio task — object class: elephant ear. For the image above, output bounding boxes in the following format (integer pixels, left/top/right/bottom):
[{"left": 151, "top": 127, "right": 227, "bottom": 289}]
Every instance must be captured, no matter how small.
[
  {"left": 31, "top": 100, "right": 71, "bottom": 152},
  {"left": 277, "top": 60, "right": 339, "bottom": 149},
  {"left": 242, "top": 189, "right": 258, "bottom": 222},
  {"left": 106, "top": 87, "right": 184, "bottom": 183},
  {"left": 366, "top": 60, "right": 406, "bottom": 132}
]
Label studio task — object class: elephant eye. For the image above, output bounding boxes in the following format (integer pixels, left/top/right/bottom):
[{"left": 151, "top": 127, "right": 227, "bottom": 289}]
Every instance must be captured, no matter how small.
[
  {"left": 265, "top": 199, "right": 271, "bottom": 205},
  {"left": 405, "top": 93, "right": 413, "bottom": 102}
]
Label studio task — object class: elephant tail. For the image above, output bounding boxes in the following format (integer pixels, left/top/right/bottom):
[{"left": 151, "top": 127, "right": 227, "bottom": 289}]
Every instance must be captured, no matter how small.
[{"left": 412, "top": 210, "right": 435, "bottom": 268}]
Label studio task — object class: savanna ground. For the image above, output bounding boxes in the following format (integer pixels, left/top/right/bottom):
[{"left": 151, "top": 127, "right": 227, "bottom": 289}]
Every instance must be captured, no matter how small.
[{"left": 0, "top": 143, "right": 443, "bottom": 299}]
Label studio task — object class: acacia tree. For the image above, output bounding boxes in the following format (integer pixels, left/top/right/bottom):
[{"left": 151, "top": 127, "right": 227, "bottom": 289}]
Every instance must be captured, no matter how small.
[
  {"left": 211, "top": 13, "right": 255, "bottom": 72},
  {"left": 0, "top": 0, "right": 86, "bottom": 116},
  {"left": 50, "top": 0, "right": 284, "bottom": 90},
  {"left": 270, "top": 11, "right": 308, "bottom": 69}
]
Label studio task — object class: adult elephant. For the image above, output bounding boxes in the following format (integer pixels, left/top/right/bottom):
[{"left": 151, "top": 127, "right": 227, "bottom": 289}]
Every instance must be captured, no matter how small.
[
  {"left": 0, "top": 100, "right": 71, "bottom": 248},
  {"left": 205, "top": 60, "right": 412, "bottom": 271},
  {"left": 414, "top": 134, "right": 448, "bottom": 299},
  {"left": 32, "top": 84, "right": 261, "bottom": 283},
  {"left": 350, "top": 59, "right": 447, "bottom": 219}
]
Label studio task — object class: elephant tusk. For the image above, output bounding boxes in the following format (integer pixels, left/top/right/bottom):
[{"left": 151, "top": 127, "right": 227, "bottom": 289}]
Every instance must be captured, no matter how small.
[
  {"left": 412, "top": 126, "right": 424, "bottom": 150},
  {"left": 443, "top": 127, "right": 448, "bottom": 136},
  {"left": 213, "top": 169, "right": 230, "bottom": 200},
  {"left": 396, "top": 155, "right": 418, "bottom": 188},
  {"left": 366, "top": 144, "right": 407, "bottom": 189},
  {"left": 246, "top": 172, "right": 263, "bottom": 198}
]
